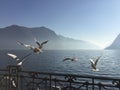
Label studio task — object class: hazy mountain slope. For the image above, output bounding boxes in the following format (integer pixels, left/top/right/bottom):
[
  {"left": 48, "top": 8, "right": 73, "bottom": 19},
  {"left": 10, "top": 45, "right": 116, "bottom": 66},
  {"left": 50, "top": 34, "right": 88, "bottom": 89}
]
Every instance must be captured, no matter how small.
[
  {"left": 106, "top": 34, "right": 120, "bottom": 49},
  {"left": 0, "top": 25, "right": 99, "bottom": 50}
]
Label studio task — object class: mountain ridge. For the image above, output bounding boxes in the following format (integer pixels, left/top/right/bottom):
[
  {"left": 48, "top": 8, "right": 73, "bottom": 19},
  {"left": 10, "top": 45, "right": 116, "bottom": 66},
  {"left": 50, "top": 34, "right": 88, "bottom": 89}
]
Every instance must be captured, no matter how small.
[
  {"left": 0, "top": 25, "right": 100, "bottom": 50},
  {"left": 105, "top": 34, "right": 120, "bottom": 49}
]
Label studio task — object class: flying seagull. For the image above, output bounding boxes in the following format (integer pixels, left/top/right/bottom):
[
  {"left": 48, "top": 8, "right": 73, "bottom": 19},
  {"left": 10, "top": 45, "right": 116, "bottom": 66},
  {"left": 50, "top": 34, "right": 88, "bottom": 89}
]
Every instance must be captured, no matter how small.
[
  {"left": 17, "top": 40, "right": 48, "bottom": 54},
  {"left": 7, "top": 53, "right": 32, "bottom": 66},
  {"left": 90, "top": 56, "right": 101, "bottom": 71},
  {"left": 63, "top": 57, "right": 78, "bottom": 61}
]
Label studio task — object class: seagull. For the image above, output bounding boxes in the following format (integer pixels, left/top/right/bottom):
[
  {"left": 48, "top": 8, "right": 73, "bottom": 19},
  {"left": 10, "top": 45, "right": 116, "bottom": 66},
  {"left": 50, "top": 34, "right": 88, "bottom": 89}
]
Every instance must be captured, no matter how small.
[
  {"left": 34, "top": 38, "right": 48, "bottom": 50},
  {"left": 11, "top": 78, "right": 16, "bottom": 87},
  {"left": 63, "top": 57, "right": 78, "bottom": 61},
  {"left": 17, "top": 40, "right": 48, "bottom": 54},
  {"left": 3, "top": 76, "right": 16, "bottom": 88},
  {"left": 7, "top": 53, "right": 32, "bottom": 66},
  {"left": 90, "top": 56, "right": 101, "bottom": 71}
]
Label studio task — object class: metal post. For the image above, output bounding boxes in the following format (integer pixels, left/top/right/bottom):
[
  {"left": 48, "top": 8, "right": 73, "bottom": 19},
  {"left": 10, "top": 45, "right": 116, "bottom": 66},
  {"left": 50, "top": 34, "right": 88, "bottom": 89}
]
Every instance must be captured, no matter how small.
[
  {"left": 50, "top": 74, "right": 52, "bottom": 90},
  {"left": 92, "top": 78, "right": 94, "bottom": 90}
]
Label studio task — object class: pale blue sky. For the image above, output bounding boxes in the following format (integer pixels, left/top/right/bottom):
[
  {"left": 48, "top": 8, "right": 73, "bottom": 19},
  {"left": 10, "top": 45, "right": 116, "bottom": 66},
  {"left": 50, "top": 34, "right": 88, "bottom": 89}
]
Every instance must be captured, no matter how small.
[{"left": 0, "top": 0, "right": 120, "bottom": 48}]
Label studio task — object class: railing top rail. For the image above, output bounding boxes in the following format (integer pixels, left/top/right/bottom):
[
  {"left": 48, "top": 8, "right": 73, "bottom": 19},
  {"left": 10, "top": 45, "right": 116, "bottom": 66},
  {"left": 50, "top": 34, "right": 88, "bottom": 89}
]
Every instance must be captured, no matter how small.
[
  {"left": 0, "top": 65, "right": 120, "bottom": 81},
  {"left": 20, "top": 70, "right": 120, "bottom": 81}
]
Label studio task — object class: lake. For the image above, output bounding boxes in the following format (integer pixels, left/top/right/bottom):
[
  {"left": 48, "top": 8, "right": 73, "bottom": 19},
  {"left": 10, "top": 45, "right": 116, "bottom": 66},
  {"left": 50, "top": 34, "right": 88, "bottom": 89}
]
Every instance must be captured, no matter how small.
[{"left": 0, "top": 49, "right": 120, "bottom": 78}]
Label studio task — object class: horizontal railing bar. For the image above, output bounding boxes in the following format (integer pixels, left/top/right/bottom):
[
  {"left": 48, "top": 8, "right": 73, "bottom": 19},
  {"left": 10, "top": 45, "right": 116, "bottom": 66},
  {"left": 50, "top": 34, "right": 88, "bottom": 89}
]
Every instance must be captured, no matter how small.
[{"left": 21, "top": 70, "right": 120, "bottom": 81}]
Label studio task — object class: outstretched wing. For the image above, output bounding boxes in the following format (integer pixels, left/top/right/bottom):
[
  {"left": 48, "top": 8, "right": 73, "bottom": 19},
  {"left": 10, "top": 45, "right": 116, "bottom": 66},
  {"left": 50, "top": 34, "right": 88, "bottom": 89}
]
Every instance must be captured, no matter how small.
[
  {"left": 63, "top": 57, "right": 72, "bottom": 61},
  {"left": 7, "top": 53, "right": 17, "bottom": 59},
  {"left": 90, "top": 58, "right": 95, "bottom": 64},
  {"left": 21, "top": 53, "right": 32, "bottom": 61},
  {"left": 90, "top": 58, "right": 96, "bottom": 70},
  {"left": 36, "top": 40, "right": 48, "bottom": 49},
  {"left": 17, "top": 41, "right": 31, "bottom": 47},
  {"left": 17, "top": 53, "right": 32, "bottom": 66},
  {"left": 41, "top": 40, "right": 49, "bottom": 46},
  {"left": 95, "top": 56, "right": 101, "bottom": 66},
  {"left": 7, "top": 53, "right": 19, "bottom": 61},
  {"left": 34, "top": 38, "right": 41, "bottom": 47},
  {"left": 36, "top": 41, "right": 41, "bottom": 47},
  {"left": 17, "top": 41, "right": 34, "bottom": 49}
]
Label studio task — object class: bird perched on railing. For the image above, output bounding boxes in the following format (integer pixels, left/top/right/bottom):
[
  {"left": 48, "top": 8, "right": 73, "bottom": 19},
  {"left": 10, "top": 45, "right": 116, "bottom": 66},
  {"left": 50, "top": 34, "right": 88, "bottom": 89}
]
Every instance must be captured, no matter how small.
[
  {"left": 17, "top": 39, "right": 48, "bottom": 54},
  {"left": 63, "top": 57, "right": 78, "bottom": 61},
  {"left": 11, "top": 78, "right": 16, "bottom": 88},
  {"left": 90, "top": 56, "right": 101, "bottom": 71},
  {"left": 7, "top": 53, "right": 32, "bottom": 66},
  {"left": 3, "top": 76, "right": 16, "bottom": 88}
]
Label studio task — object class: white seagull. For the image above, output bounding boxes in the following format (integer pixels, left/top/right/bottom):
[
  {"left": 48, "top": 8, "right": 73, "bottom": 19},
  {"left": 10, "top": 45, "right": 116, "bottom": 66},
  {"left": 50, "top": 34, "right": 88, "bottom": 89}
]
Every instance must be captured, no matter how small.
[
  {"left": 3, "top": 76, "right": 16, "bottom": 88},
  {"left": 17, "top": 40, "right": 48, "bottom": 54},
  {"left": 63, "top": 57, "right": 78, "bottom": 61},
  {"left": 7, "top": 53, "right": 32, "bottom": 66},
  {"left": 11, "top": 78, "right": 16, "bottom": 88},
  {"left": 90, "top": 56, "right": 101, "bottom": 71}
]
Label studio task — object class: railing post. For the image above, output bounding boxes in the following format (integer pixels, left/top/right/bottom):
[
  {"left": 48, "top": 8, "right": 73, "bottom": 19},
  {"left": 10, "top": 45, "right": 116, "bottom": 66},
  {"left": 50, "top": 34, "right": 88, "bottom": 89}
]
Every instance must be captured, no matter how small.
[
  {"left": 17, "top": 67, "right": 22, "bottom": 90},
  {"left": 45, "top": 77, "right": 48, "bottom": 90},
  {"left": 86, "top": 81, "right": 89, "bottom": 90},
  {"left": 92, "top": 78, "right": 94, "bottom": 90},
  {"left": 98, "top": 82, "right": 101, "bottom": 90},
  {"left": 50, "top": 74, "right": 52, "bottom": 90},
  {"left": 54, "top": 78, "right": 57, "bottom": 90}
]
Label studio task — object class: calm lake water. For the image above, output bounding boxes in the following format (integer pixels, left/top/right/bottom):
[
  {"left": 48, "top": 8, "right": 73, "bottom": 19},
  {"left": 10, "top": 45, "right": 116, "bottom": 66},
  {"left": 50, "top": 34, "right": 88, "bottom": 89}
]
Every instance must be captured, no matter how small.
[{"left": 0, "top": 49, "right": 120, "bottom": 78}]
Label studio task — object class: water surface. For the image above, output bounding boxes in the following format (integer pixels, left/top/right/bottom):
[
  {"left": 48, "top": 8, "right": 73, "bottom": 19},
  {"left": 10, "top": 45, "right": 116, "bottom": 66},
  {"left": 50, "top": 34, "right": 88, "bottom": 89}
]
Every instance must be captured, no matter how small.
[{"left": 0, "top": 49, "right": 120, "bottom": 78}]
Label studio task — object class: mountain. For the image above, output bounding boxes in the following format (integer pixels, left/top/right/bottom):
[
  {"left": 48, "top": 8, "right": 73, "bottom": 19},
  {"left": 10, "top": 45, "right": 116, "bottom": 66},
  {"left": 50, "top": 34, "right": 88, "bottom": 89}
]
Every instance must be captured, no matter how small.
[
  {"left": 105, "top": 34, "right": 120, "bottom": 49},
  {"left": 0, "top": 25, "right": 99, "bottom": 50}
]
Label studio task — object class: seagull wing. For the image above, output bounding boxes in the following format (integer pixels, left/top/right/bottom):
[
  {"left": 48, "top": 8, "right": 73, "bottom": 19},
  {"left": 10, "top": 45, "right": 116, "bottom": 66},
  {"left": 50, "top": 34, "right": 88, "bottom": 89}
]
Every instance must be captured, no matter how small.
[
  {"left": 41, "top": 40, "right": 49, "bottom": 47},
  {"left": 34, "top": 38, "right": 41, "bottom": 47},
  {"left": 17, "top": 53, "right": 33, "bottom": 66},
  {"left": 90, "top": 58, "right": 95, "bottom": 65},
  {"left": 21, "top": 53, "right": 32, "bottom": 61},
  {"left": 63, "top": 57, "right": 72, "bottom": 61},
  {"left": 17, "top": 41, "right": 34, "bottom": 50},
  {"left": 7, "top": 53, "right": 17, "bottom": 59},
  {"left": 7, "top": 53, "right": 19, "bottom": 61},
  {"left": 36, "top": 41, "right": 41, "bottom": 47},
  {"left": 90, "top": 58, "right": 96, "bottom": 69},
  {"left": 95, "top": 56, "right": 101, "bottom": 66}
]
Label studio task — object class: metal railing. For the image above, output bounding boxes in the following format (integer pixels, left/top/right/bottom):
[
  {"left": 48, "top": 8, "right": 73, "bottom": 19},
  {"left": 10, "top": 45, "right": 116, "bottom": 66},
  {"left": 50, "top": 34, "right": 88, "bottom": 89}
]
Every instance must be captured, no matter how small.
[{"left": 0, "top": 65, "right": 120, "bottom": 90}]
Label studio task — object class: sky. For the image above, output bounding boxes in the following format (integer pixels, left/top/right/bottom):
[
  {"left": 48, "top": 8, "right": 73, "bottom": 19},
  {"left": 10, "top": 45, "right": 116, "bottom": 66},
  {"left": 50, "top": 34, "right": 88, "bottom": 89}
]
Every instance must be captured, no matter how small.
[{"left": 0, "top": 0, "right": 120, "bottom": 49}]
